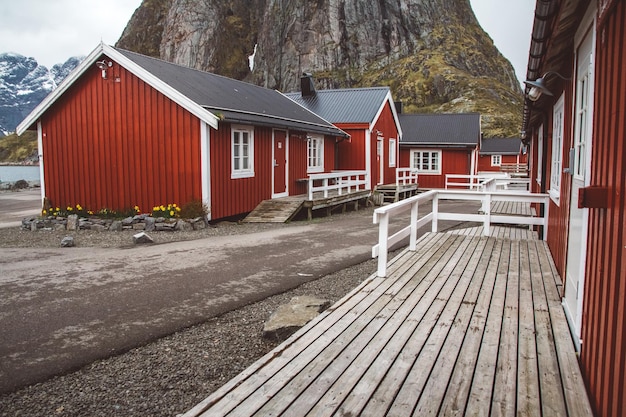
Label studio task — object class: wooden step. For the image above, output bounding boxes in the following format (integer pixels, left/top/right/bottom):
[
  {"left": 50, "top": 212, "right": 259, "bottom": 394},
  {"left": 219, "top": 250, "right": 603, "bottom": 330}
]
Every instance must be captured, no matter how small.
[{"left": 243, "top": 199, "right": 304, "bottom": 223}]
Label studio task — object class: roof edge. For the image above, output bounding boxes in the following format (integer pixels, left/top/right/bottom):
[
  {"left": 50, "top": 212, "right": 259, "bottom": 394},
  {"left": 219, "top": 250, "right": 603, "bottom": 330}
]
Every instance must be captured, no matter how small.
[{"left": 17, "top": 43, "right": 220, "bottom": 135}]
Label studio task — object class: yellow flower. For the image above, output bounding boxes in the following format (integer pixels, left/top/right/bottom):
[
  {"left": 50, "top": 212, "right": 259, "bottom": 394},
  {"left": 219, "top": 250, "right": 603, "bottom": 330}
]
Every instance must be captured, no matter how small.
[
  {"left": 76, "top": 204, "right": 82, "bottom": 211},
  {"left": 169, "top": 210, "right": 175, "bottom": 216},
  {"left": 176, "top": 207, "right": 181, "bottom": 212},
  {"left": 42, "top": 209, "right": 47, "bottom": 215},
  {"left": 88, "top": 210, "right": 94, "bottom": 215},
  {"left": 160, "top": 205, "right": 165, "bottom": 211},
  {"left": 67, "top": 206, "right": 73, "bottom": 211}
]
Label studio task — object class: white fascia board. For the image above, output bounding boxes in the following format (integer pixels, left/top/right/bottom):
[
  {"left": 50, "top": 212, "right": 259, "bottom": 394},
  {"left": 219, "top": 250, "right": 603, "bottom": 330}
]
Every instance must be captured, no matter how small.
[
  {"left": 369, "top": 90, "right": 403, "bottom": 140},
  {"left": 16, "top": 42, "right": 219, "bottom": 135}
]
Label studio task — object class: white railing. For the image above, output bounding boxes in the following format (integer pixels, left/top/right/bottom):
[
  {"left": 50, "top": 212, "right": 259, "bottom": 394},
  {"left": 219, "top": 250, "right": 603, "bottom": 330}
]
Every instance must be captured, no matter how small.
[
  {"left": 306, "top": 170, "right": 368, "bottom": 200},
  {"left": 372, "top": 189, "right": 550, "bottom": 277},
  {"left": 396, "top": 168, "right": 419, "bottom": 186},
  {"left": 445, "top": 174, "right": 530, "bottom": 192}
]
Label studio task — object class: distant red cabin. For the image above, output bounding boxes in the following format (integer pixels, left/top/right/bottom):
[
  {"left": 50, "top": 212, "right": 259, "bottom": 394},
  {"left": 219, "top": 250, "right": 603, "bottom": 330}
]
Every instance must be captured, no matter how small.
[{"left": 398, "top": 113, "right": 480, "bottom": 189}]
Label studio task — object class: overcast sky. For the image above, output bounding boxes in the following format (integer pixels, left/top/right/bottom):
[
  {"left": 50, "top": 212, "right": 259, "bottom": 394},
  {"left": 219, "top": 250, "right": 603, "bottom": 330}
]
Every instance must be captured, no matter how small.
[{"left": 0, "top": 0, "right": 534, "bottom": 84}]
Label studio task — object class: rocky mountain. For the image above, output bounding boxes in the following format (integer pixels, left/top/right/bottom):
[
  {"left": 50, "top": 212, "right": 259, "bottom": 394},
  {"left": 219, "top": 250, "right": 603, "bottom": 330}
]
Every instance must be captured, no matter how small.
[
  {"left": 117, "top": 0, "right": 523, "bottom": 137},
  {"left": 0, "top": 54, "right": 82, "bottom": 136}
]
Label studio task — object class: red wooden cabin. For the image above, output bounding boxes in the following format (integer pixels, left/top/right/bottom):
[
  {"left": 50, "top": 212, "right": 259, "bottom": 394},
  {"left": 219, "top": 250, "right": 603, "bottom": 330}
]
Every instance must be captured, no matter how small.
[
  {"left": 16, "top": 43, "right": 348, "bottom": 221},
  {"left": 398, "top": 113, "right": 480, "bottom": 189},
  {"left": 477, "top": 136, "right": 527, "bottom": 173},
  {"left": 522, "top": 1, "right": 626, "bottom": 415},
  {"left": 286, "top": 79, "right": 402, "bottom": 190}
]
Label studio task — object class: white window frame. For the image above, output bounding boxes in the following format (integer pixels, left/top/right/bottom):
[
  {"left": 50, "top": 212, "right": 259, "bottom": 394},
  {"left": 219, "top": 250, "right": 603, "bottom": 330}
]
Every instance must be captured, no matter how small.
[
  {"left": 550, "top": 94, "right": 565, "bottom": 204},
  {"left": 231, "top": 125, "right": 254, "bottom": 179},
  {"left": 536, "top": 124, "right": 543, "bottom": 185},
  {"left": 491, "top": 154, "right": 502, "bottom": 167},
  {"left": 389, "top": 139, "right": 397, "bottom": 167},
  {"left": 307, "top": 135, "right": 324, "bottom": 173},
  {"left": 410, "top": 149, "right": 441, "bottom": 174}
]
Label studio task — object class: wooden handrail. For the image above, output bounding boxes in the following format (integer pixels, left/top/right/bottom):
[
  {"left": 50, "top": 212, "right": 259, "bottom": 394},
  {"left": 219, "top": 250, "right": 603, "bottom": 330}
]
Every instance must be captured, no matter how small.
[{"left": 372, "top": 189, "right": 550, "bottom": 277}]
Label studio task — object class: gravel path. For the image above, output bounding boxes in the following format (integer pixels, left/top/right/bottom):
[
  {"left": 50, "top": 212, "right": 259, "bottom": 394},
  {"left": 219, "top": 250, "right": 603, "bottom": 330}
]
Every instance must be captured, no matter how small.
[{"left": 0, "top": 212, "right": 383, "bottom": 417}]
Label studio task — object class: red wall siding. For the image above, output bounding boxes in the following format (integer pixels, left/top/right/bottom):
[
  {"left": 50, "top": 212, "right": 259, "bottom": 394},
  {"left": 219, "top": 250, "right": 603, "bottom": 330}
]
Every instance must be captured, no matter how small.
[
  {"left": 399, "top": 147, "right": 473, "bottom": 189},
  {"left": 336, "top": 125, "right": 367, "bottom": 171},
  {"left": 41, "top": 58, "right": 202, "bottom": 214},
  {"left": 581, "top": 4, "right": 626, "bottom": 417},
  {"left": 209, "top": 125, "right": 273, "bottom": 219}
]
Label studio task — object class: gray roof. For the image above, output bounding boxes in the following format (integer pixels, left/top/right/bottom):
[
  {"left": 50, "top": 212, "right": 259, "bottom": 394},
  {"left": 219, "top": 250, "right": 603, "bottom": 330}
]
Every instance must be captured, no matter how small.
[
  {"left": 479, "top": 137, "right": 523, "bottom": 155},
  {"left": 398, "top": 113, "right": 480, "bottom": 147},
  {"left": 284, "top": 87, "right": 391, "bottom": 124},
  {"left": 116, "top": 48, "right": 348, "bottom": 138}
]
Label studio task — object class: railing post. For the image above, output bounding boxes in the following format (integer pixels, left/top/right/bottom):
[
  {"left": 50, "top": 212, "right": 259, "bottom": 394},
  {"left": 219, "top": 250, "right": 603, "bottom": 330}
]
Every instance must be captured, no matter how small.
[
  {"left": 377, "top": 212, "right": 389, "bottom": 277},
  {"left": 308, "top": 178, "right": 313, "bottom": 200},
  {"left": 483, "top": 193, "right": 491, "bottom": 236},
  {"left": 432, "top": 194, "right": 439, "bottom": 232},
  {"left": 410, "top": 199, "right": 418, "bottom": 251}
]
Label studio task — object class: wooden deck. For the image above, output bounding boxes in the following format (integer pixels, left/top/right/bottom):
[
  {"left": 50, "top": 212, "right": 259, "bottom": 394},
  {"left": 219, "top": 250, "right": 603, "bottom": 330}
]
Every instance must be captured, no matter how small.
[
  {"left": 183, "top": 228, "right": 592, "bottom": 417},
  {"left": 491, "top": 200, "right": 534, "bottom": 216}
]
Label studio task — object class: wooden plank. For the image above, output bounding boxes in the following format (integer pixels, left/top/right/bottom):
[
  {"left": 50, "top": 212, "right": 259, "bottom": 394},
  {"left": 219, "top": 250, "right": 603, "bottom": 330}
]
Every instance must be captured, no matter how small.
[
  {"left": 356, "top": 236, "right": 487, "bottom": 416},
  {"left": 413, "top": 237, "right": 500, "bottom": 416},
  {"left": 527, "top": 239, "right": 568, "bottom": 416},
  {"left": 384, "top": 237, "right": 493, "bottom": 415},
  {"left": 290, "top": 237, "right": 486, "bottom": 417},
  {"left": 516, "top": 240, "right": 541, "bottom": 417},
  {"left": 489, "top": 239, "right": 519, "bottom": 417},
  {"left": 439, "top": 238, "right": 506, "bottom": 416},
  {"left": 533, "top": 240, "right": 594, "bottom": 417}
]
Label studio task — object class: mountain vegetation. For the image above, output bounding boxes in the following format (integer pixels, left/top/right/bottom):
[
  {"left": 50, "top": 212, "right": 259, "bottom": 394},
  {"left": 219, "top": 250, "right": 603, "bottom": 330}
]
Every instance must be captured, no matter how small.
[
  {"left": 0, "top": 130, "right": 37, "bottom": 163},
  {"left": 117, "top": 0, "right": 523, "bottom": 137}
]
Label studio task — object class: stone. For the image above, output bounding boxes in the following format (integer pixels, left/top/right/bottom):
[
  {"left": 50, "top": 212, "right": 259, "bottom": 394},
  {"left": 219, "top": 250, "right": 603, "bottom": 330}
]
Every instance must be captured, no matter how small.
[
  {"left": 132, "top": 223, "right": 146, "bottom": 230},
  {"left": 155, "top": 223, "right": 175, "bottom": 231},
  {"left": 175, "top": 220, "right": 193, "bottom": 231},
  {"left": 262, "top": 296, "right": 331, "bottom": 341},
  {"left": 121, "top": 216, "right": 134, "bottom": 226},
  {"left": 144, "top": 216, "right": 156, "bottom": 232},
  {"left": 109, "top": 220, "right": 123, "bottom": 232},
  {"left": 133, "top": 231, "right": 154, "bottom": 244},
  {"left": 66, "top": 214, "right": 79, "bottom": 231},
  {"left": 90, "top": 224, "right": 106, "bottom": 232},
  {"left": 60, "top": 236, "right": 75, "bottom": 247},
  {"left": 192, "top": 217, "right": 207, "bottom": 230},
  {"left": 53, "top": 223, "right": 66, "bottom": 231}
]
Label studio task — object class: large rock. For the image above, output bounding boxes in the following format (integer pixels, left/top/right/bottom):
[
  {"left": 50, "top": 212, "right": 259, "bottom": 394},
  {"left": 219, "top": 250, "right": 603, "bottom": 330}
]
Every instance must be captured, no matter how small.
[
  {"left": 263, "top": 296, "right": 331, "bottom": 342},
  {"left": 133, "top": 231, "right": 154, "bottom": 244}
]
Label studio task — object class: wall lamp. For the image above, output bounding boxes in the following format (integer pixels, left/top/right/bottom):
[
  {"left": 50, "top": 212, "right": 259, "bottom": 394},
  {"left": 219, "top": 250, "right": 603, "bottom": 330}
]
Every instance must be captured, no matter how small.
[
  {"left": 95, "top": 60, "right": 112, "bottom": 79},
  {"left": 524, "top": 71, "right": 571, "bottom": 101}
]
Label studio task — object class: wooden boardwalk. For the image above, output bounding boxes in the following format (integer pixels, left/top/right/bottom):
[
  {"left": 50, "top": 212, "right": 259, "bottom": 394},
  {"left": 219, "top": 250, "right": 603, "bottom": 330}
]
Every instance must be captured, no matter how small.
[{"left": 183, "top": 231, "right": 592, "bottom": 417}]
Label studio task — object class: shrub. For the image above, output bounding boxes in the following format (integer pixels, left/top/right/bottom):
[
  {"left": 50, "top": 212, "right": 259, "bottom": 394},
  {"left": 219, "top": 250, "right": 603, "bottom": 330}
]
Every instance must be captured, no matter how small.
[{"left": 180, "top": 199, "right": 209, "bottom": 219}]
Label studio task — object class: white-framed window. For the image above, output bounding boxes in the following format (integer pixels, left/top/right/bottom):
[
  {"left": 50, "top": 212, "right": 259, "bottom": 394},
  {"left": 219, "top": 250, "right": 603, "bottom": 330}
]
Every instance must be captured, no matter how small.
[
  {"left": 410, "top": 149, "right": 441, "bottom": 174},
  {"left": 231, "top": 125, "right": 254, "bottom": 179},
  {"left": 491, "top": 155, "right": 502, "bottom": 167},
  {"left": 307, "top": 135, "right": 324, "bottom": 173},
  {"left": 389, "top": 139, "right": 397, "bottom": 167},
  {"left": 536, "top": 124, "right": 543, "bottom": 185},
  {"left": 550, "top": 95, "right": 565, "bottom": 204}
]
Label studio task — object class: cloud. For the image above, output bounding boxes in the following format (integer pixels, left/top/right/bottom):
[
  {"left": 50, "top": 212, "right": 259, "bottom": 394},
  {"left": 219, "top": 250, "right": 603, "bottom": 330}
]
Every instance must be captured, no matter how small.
[{"left": 0, "top": 0, "right": 141, "bottom": 68}]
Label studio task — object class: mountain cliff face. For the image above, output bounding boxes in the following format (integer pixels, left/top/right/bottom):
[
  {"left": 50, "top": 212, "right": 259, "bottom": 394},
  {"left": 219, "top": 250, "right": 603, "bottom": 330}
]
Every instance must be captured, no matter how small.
[
  {"left": 117, "top": 0, "right": 522, "bottom": 137},
  {"left": 0, "top": 54, "right": 82, "bottom": 136}
]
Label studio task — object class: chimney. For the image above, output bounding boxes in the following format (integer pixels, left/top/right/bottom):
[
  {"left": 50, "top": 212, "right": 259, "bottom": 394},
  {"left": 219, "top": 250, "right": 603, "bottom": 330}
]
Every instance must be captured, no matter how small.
[
  {"left": 394, "top": 101, "right": 403, "bottom": 114},
  {"left": 300, "top": 73, "right": 316, "bottom": 97}
]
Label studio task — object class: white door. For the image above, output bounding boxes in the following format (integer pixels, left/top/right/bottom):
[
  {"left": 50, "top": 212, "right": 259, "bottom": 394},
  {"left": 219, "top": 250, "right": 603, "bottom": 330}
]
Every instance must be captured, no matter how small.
[
  {"left": 564, "top": 27, "right": 594, "bottom": 349},
  {"left": 377, "top": 137, "right": 384, "bottom": 185}
]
